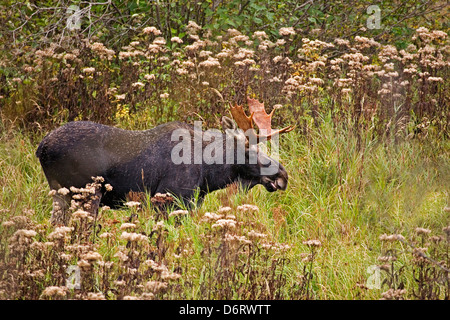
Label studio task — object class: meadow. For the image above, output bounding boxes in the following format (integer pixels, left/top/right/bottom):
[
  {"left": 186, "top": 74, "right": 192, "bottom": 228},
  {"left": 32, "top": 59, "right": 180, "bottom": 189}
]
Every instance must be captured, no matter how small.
[
  {"left": 0, "top": 1, "right": 449, "bottom": 300},
  {"left": 1, "top": 114, "right": 449, "bottom": 300}
]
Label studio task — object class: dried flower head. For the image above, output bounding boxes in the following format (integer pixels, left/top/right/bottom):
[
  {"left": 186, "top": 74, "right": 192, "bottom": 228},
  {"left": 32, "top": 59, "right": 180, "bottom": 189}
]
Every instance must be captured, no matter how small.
[
  {"left": 143, "top": 26, "right": 162, "bottom": 35},
  {"left": 124, "top": 201, "right": 141, "bottom": 208},
  {"left": 415, "top": 227, "right": 431, "bottom": 235},
  {"left": 303, "top": 239, "right": 322, "bottom": 247},
  {"left": 171, "top": 36, "right": 183, "bottom": 44},
  {"left": 41, "top": 286, "right": 67, "bottom": 298},
  {"left": 279, "top": 27, "right": 295, "bottom": 36}
]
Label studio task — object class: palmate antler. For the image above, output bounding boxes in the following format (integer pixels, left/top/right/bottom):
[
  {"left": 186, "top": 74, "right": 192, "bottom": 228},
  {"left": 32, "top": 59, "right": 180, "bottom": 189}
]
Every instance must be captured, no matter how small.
[{"left": 230, "top": 97, "right": 295, "bottom": 143}]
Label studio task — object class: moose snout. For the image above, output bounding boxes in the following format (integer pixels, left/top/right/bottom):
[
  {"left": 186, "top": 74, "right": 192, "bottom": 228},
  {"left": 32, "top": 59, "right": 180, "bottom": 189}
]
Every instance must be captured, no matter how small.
[{"left": 276, "top": 176, "right": 288, "bottom": 190}]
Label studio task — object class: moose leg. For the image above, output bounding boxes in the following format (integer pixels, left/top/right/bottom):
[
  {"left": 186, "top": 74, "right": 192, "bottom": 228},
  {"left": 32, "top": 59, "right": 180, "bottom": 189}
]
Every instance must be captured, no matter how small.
[
  {"left": 84, "top": 188, "right": 102, "bottom": 220},
  {"left": 50, "top": 192, "right": 71, "bottom": 226}
]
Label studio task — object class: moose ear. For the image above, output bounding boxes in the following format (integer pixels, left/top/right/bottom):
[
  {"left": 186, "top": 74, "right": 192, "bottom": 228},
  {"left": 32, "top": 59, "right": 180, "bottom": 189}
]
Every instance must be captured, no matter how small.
[{"left": 221, "top": 116, "right": 236, "bottom": 130}]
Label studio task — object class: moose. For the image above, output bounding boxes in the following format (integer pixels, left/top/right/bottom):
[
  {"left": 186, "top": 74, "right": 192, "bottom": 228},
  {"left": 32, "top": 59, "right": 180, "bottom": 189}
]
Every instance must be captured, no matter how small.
[{"left": 36, "top": 97, "right": 294, "bottom": 224}]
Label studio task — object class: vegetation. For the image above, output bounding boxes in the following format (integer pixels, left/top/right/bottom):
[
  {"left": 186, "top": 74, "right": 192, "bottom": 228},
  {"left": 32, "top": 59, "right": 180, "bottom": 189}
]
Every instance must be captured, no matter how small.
[{"left": 0, "top": 0, "right": 449, "bottom": 300}]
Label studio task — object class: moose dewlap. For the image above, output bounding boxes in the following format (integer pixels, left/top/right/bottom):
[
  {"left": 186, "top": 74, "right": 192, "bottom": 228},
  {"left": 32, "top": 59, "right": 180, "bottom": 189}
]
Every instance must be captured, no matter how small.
[{"left": 36, "top": 97, "right": 293, "bottom": 224}]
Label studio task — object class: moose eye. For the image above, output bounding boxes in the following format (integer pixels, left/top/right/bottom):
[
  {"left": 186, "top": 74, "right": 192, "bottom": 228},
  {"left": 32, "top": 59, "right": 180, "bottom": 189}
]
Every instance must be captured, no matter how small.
[{"left": 260, "top": 156, "right": 273, "bottom": 168}]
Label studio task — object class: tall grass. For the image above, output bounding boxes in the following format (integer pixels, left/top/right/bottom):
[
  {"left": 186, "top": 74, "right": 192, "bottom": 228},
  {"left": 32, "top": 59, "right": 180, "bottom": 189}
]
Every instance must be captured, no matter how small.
[{"left": 1, "top": 115, "right": 448, "bottom": 299}]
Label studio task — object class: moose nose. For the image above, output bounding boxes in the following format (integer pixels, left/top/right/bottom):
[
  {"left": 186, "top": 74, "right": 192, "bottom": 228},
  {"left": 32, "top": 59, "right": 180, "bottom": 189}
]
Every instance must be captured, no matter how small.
[{"left": 276, "top": 176, "right": 287, "bottom": 190}]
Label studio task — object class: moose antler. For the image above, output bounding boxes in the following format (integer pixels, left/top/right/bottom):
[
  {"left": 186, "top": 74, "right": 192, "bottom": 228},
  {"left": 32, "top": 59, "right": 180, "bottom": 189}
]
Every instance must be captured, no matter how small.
[{"left": 229, "top": 97, "right": 295, "bottom": 143}]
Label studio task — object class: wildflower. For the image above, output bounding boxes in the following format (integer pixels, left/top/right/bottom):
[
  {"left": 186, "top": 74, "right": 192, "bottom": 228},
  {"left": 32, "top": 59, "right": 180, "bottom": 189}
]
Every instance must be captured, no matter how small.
[
  {"left": 182, "top": 61, "right": 195, "bottom": 68},
  {"left": 90, "top": 42, "right": 115, "bottom": 60},
  {"left": 237, "top": 204, "right": 259, "bottom": 213},
  {"left": 242, "top": 58, "right": 255, "bottom": 65},
  {"left": 145, "top": 281, "right": 167, "bottom": 293},
  {"left": 306, "top": 61, "right": 325, "bottom": 72},
  {"left": 77, "top": 259, "right": 90, "bottom": 268},
  {"left": 379, "top": 234, "right": 405, "bottom": 242},
  {"left": 171, "top": 36, "right": 183, "bottom": 44},
  {"left": 275, "top": 39, "right": 286, "bottom": 46},
  {"left": 216, "top": 48, "right": 232, "bottom": 59},
  {"left": 176, "top": 68, "right": 188, "bottom": 75},
  {"left": 217, "top": 207, "right": 232, "bottom": 215},
  {"left": 143, "top": 26, "right": 162, "bottom": 35},
  {"left": 227, "top": 28, "right": 241, "bottom": 37},
  {"left": 378, "top": 88, "right": 391, "bottom": 95},
  {"left": 48, "top": 226, "right": 73, "bottom": 240},
  {"left": 82, "top": 251, "right": 102, "bottom": 261},
  {"left": 248, "top": 230, "right": 267, "bottom": 239},
  {"left": 431, "top": 30, "right": 447, "bottom": 40},
  {"left": 160, "top": 92, "right": 169, "bottom": 99},
  {"left": 82, "top": 67, "right": 95, "bottom": 74},
  {"left": 403, "top": 67, "right": 417, "bottom": 74},
  {"left": 71, "top": 209, "right": 90, "bottom": 220},
  {"left": 114, "top": 250, "right": 129, "bottom": 262},
  {"left": 203, "top": 212, "right": 223, "bottom": 222},
  {"left": 147, "top": 44, "right": 160, "bottom": 54},
  {"left": 120, "top": 223, "right": 136, "bottom": 230},
  {"left": 230, "top": 35, "right": 249, "bottom": 44},
  {"left": 99, "top": 232, "right": 113, "bottom": 239},
  {"left": 2, "top": 221, "right": 14, "bottom": 227},
  {"left": 400, "top": 80, "right": 409, "bottom": 86},
  {"left": 120, "top": 231, "right": 148, "bottom": 242},
  {"left": 41, "top": 286, "right": 67, "bottom": 298},
  {"left": 86, "top": 292, "right": 106, "bottom": 300},
  {"left": 224, "top": 233, "right": 251, "bottom": 244},
  {"left": 124, "top": 201, "right": 141, "bottom": 208},
  {"left": 186, "top": 21, "right": 201, "bottom": 34},
  {"left": 132, "top": 81, "right": 145, "bottom": 88},
  {"left": 309, "top": 77, "right": 324, "bottom": 85},
  {"left": 212, "top": 219, "right": 236, "bottom": 230},
  {"left": 233, "top": 48, "right": 254, "bottom": 60},
  {"left": 341, "top": 88, "right": 351, "bottom": 94},
  {"left": 58, "top": 188, "right": 70, "bottom": 196},
  {"left": 168, "top": 210, "right": 188, "bottom": 218},
  {"left": 199, "top": 50, "right": 212, "bottom": 58},
  {"left": 303, "top": 239, "right": 322, "bottom": 247},
  {"left": 161, "top": 270, "right": 181, "bottom": 281},
  {"left": 253, "top": 31, "right": 268, "bottom": 39},
  {"left": 427, "top": 77, "right": 443, "bottom": 82},
  {"left": 279, "top": 27, "right": 295, "bottom": 36},
  {"left": 273, "top": 55, "right": 283, "bottom": 63},
  {"left": 153, "top": 37, "right": 166, "bottom": 46},
  {"left": 198, "top": 57, "right": 220, "bottom": 68},
  {"left": 270, "top": 77, "right": 282, "bottom": 83},
  {"left": 354, "top": 36, "right": 380, "bottom": 49},
  {"left": 115, "top": 93, "right": 126, "bottom": 100},
  {"left": 381, "top": 288, "right": 406, "bottom": 300},
  {"left": 415, "top": 227, "right": 431, "bottom": 235},
  {"left": 334, "top": 38, "right": 350, "bottom": 46},
  {"left": 301, "top": 253, "right": 314, "bottom": 263}
]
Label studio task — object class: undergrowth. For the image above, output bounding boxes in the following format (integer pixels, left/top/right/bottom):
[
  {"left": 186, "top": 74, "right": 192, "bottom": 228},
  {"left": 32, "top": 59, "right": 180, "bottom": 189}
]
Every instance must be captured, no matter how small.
[{"left": 0, "top": 118, "right": 448, "bottom": 300}]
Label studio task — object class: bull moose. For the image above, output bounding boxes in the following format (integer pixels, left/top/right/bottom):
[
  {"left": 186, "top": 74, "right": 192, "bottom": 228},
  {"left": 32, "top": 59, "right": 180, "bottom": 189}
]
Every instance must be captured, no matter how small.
[{"left": 36, "top": 97, "right": 294, "bottom": 224}]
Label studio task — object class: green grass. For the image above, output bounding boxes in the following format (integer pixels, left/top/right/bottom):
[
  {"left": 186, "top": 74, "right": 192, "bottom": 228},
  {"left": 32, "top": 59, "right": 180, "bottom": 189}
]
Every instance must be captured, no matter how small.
[{"left": 0, "top": 117, "right": 449, "bottom": 299}]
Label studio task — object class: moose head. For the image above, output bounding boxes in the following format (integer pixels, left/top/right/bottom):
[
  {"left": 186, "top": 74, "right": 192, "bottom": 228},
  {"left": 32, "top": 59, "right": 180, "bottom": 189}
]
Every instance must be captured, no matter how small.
[{"left": 221, "top": 97, "right": 295, "bottom": 193}]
